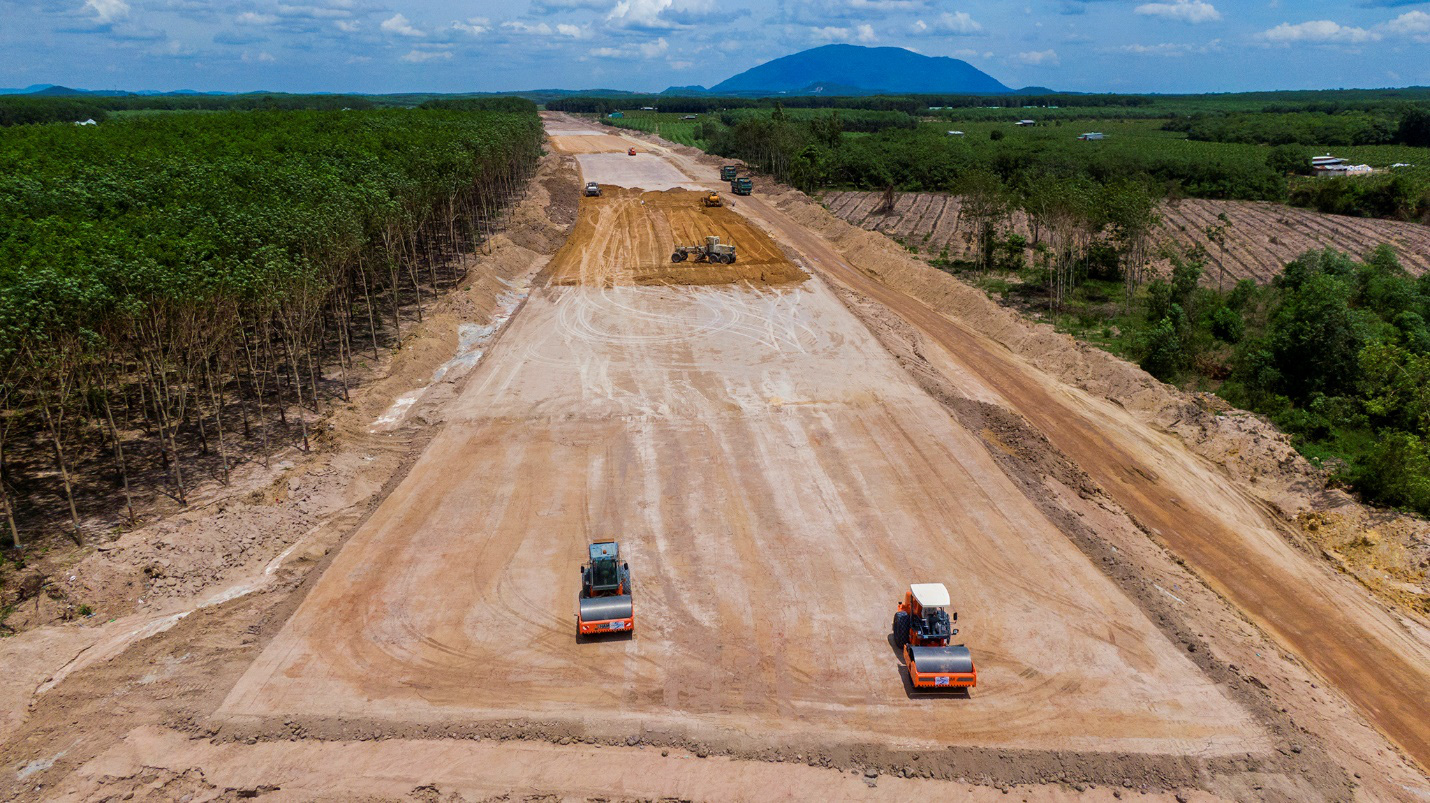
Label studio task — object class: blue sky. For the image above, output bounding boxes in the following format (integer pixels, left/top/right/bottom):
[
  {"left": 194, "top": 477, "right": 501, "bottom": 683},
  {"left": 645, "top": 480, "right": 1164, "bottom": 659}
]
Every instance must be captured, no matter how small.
[{"left": 1, "top": 0, "right": 1428, "bottom": 94}]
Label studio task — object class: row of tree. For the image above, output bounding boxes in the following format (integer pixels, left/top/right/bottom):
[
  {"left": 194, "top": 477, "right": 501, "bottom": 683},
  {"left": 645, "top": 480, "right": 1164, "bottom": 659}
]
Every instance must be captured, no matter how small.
[
  {"left": 0, "top": 93, "right": 388, "bottom": 127},
  {"left": 1168, "top": 107, "right": 1430, "bottom": 148},
  {"left": 0, "top": 107, "right": 544, "bottom": 546}
]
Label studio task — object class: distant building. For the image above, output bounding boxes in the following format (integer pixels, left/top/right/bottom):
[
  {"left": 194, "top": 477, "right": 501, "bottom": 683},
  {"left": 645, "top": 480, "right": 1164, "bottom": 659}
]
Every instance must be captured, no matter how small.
[
  {"left": 1078, "top": 132, "right": 1105, "bottom": 141},
  {"left": 75, "top": 118, "right": 97, "bottom": 126},
  {"left": 1312, "top": 154, "right": 1373, "bottom": 176},
  {"left": 681, "top": 114, "right": 697, "bottom": 120},
  {"left": 1015, "top": 119, "right": 1036, "bottom": 126},
  {"left": 640, "top": 106, "right": 656, "bottom": 111},
  {"left": 607, "top": 111, "right": 624, "bottom": 119},
  {"left": 946, "top": 130, "right": 965, "bottom": 136}
]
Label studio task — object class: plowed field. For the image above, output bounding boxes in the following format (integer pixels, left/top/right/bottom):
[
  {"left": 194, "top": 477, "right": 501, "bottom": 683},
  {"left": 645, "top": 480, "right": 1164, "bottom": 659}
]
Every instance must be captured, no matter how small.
[{"left": 823, "top": 190, "right": 1430, "bottom": 282}]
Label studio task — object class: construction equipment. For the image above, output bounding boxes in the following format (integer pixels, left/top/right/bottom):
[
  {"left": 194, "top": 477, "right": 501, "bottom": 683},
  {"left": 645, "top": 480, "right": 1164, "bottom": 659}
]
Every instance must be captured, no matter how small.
[
  {"left": 584, "top": 182, "right": 602, "bottom": 197},
  {"left": 628, "top": 147, "right": 638, "bottom": 156},
  {"left": 892, "top": 583, "right": 977, "bottom": 689},
  {"left": 720, "top": 165, "right": 739, "bottom": 181},
  {"left": 578, "top": 541, "right": 633, "bottom": 636},
  {"left": 702, "top": 191, "right": 722, "bottom": 208},
  {"left": 730, "top": 177, "right": 753, "bottom": 196},
  {"left": 671, "top": 235, "right": 736, "bottom": 265}
]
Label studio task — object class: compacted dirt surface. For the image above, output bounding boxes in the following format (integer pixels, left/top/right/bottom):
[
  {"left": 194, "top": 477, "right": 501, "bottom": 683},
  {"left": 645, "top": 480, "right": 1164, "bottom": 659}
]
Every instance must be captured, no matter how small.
[{"left": 2, "top": 114, "right": 1427, "bottom": 802}]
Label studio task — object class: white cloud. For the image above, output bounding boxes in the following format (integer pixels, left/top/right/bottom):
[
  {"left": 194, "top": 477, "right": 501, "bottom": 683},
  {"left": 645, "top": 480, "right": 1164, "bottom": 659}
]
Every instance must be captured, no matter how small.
[
  {"left": 1259, "top": 20, "right": 1378, "bottom": 44},
  {"left": 811, "top": 23, "right": 876, "bottom": 42},
  {"left": 83, "top": 0, "right": 129, "bottom": 22},
  {"left": 606, "top": 0, "right": 721, "bottom": 30},
  {"left": 237, "top": 11, "right": 277, "bottom": 25},
  {"left": 1119, "top": 39, "right": 1222, "bottom": 56},
  {"left": 334, "top": 19, "right": 360, "bottom": 32},
  {"left": 401, "top": 49, "right": 451, "bottom": 62},
  {"left": 849, "top": 0, "right": 927, "bottom": 8},
  {"left": 640, "top": 37, "right": 668, "bottom": 57},
  {"left": 241, "top": 50, "right": 276, "bottom": 62},
  {"left": 1016, "top": 49, "right": 1059, "bottom": 65},
  {"left": 450, "top": 17, "right": 489, "bottom": 36},
  {"left": 1134, "top": 0, "right": 1221, "bottom": 24},
  {"left": 1390, "top": 10, "right": 1430, "bottom": 42},
  {"left": 380, "top": 13, "right": 424, "bottom": 37},
  {"left": 910, "top": 11, "right": 982, "bottom": 35},
  {"left": 503, "top": 20, "right": 587, "bottom": 37}
]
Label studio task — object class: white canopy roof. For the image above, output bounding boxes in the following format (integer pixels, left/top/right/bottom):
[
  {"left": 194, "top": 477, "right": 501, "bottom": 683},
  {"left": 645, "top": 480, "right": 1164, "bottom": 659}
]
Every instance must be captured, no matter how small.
[{"left": 911, "top": 583, "right": 950, "bottom": 608}]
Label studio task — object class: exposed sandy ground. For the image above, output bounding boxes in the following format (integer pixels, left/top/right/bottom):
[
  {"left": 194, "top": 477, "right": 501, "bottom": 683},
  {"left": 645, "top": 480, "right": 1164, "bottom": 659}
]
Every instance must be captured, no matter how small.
[
  {"left": 821, "top": 190, "right": 1430, "bottom": 282},
  {"left": 618, "top": 122, "right": 1429, "bottom": 791},
  {"left": 220, "top": 276, "right": 1260, "bottom": 755},
  {"left": 547, "top": 134, "right": 635, "bottom": 154},
  {"left": 743, "top": 190, "right": 1430, "bottom": 772},
  {"left": 548, "top": 188, "right": 806, "bottom": 286},
  {"left": 574, "top": 152, "right": 705, "bottom": 191},
  {"left": 53, "top": 726, "right": 1224, "bottom": 802},
  {"left": 2, "top": 113, "right": 1425, "bottom": 802}
]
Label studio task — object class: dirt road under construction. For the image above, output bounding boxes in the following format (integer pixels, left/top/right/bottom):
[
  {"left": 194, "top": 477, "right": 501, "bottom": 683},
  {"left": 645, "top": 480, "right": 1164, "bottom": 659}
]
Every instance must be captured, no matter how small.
[{"left": 9, "top": 115, "right": 1428, "bottom": 801}]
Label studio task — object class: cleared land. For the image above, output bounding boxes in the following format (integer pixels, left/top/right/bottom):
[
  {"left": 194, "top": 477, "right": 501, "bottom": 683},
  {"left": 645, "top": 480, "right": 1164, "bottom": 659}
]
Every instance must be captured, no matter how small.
[
  {"left": 822, "top": 189, "right": 1430, "bottom": 282},
  {"left": 220, "top": 134, "right": 1258, "bottom": 756},
  {"left": 548, "top": 188, "right": 806, "bottom": 286},
  {"left": 7, "top": 114, "right": 1428, "bottom": 803}
]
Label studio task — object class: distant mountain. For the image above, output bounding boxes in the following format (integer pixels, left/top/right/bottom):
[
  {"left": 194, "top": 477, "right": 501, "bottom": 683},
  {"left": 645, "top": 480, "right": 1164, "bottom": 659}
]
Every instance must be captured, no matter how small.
[{"left": 709, "top": 45, "right": 1012, "bottom": 96}]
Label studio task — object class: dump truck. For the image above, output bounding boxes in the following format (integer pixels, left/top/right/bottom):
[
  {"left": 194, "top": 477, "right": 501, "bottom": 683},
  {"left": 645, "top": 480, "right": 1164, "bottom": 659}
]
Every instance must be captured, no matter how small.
[
  {"left": 578, "top": 541, "right": 633, "bottom": 636},
  {"left": 893, "top": 583, "right": 977, "bottom": 689},
  {"left": 702, "top": 191, "right": 722, "bottom": 208},
  {"left": 584, "top": 182, "right": 601, "bottom": 197},
  {"left": 720, "top": 165, "right": 739, "bottom": 181},
  {"left": 731, "top": 177, "right": 753, "bottom": 196},
  {"left": 672, "top": 235, "right": 736, "bottom": 264}
]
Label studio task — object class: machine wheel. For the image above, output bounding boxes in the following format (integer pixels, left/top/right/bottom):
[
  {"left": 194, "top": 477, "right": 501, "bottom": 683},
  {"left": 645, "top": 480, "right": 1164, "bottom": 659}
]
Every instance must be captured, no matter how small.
[
  {"left": 892, "top": 611, "right": 910, "bottom": 649},
  {"left": 671, "top": 252, "right": 685, "bottom": 263}
]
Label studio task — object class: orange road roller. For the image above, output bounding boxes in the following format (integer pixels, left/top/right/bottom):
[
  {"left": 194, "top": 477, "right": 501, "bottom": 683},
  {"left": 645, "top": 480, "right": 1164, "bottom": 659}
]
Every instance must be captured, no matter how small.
[
  {"left": 892, "top": 583, "right": 977, "bottom": 689},
  {"left": 577, "top": 541, "right": 633, "bottom": 636}
]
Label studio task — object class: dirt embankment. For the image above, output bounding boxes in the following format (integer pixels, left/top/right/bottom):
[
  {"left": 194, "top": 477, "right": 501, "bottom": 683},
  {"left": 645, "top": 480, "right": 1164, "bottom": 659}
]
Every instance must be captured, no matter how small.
[
  {"left": 821, "top": 189, "right": 1430, "bottom": 283},
  {"left": 773, "top": 188, "right": 1430, "bottom": 616}
]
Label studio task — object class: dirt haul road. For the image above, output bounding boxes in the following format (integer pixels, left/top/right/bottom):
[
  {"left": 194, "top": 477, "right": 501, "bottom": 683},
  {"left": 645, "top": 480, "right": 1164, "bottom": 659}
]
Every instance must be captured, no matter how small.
[
  {"left": 615, "top": 137, "right": 1430, "bottom": 770},
  {"left": 219, "top": 120, "right": 1260, "bottom": 759}
]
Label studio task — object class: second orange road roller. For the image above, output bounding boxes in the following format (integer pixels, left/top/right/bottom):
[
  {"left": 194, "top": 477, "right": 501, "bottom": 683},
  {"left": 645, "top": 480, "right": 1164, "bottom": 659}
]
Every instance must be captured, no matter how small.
[{"left": 893, "top": 582, "right": 977, "bottom": 689}]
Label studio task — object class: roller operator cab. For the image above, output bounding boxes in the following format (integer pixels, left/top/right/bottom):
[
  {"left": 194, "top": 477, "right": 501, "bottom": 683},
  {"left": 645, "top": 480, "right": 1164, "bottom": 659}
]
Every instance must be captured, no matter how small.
[
  {"left": 577, "top": 541, "right": 633, "bottom": 636},
  {"left": 584, "top": 182, "right": 601, "bottom": 197},
  {"left": 893, "top": 583, "right": 977, "bottom": 689}
]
